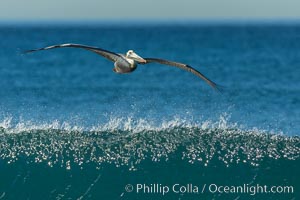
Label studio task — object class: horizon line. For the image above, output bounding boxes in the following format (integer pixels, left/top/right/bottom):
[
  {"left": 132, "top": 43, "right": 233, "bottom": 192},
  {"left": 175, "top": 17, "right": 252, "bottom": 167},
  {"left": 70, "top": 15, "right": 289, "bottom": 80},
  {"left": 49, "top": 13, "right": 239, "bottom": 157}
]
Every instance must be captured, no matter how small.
[{"left": 1, "top": 18, "right": 300, "bottom": 25}]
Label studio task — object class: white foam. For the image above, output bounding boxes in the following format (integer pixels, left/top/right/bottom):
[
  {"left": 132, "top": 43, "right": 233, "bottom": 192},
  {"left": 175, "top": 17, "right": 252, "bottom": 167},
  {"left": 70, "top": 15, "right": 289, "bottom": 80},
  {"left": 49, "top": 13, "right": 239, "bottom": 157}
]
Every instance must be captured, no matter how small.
[
  {"left": 0, "top": 114, "right": 298, "bottom": 170},
  {"left": 0, "top": 113, "right": 255, "bottom": 134},
  {"left": 0, "top": 117, "right": 12, "bottom": 129}
]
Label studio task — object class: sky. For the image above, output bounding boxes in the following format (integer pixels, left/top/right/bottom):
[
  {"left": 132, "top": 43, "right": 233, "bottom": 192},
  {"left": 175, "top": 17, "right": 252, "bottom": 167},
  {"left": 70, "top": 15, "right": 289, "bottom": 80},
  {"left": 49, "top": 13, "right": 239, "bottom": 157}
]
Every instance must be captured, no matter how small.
[{"left": 1, "top": 0, "right": 300, "bottom": 21}]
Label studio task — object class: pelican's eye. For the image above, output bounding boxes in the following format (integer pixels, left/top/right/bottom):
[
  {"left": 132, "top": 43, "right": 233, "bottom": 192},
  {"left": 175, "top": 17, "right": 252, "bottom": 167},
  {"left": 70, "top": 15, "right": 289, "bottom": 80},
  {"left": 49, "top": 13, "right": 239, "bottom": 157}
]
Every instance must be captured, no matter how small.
[{"left": 127, "top": 50, "right": 133, "bottom": 57}]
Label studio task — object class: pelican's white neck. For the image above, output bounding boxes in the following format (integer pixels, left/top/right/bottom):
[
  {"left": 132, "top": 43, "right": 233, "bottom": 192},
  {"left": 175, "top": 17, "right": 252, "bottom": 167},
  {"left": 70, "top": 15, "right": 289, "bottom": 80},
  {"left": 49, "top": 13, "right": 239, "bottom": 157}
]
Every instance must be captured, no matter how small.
[{"left": 126, "top": 57, "right": 135, "bottom": 65}]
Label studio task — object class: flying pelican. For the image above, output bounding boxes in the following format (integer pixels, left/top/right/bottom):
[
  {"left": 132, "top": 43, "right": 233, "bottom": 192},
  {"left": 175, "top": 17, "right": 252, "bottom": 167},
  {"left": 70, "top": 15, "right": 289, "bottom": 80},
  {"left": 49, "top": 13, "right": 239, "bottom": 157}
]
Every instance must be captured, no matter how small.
[{"left": 24, "top": 43, "right": 220, "bottom": 90}]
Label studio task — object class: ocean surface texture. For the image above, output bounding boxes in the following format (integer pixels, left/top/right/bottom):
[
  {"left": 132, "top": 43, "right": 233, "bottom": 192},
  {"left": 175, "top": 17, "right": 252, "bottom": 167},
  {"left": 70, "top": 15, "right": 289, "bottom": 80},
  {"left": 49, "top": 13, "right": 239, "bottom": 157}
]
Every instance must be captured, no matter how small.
[{"left": 0, "top": 23, "right": 299, "bottom": 199}]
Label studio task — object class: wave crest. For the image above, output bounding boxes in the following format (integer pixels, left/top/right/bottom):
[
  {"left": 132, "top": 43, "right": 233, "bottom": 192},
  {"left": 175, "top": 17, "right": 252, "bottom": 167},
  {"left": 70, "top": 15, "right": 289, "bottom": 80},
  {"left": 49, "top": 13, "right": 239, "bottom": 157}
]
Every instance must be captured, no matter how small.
[{"left": 0, "top": 116, "right": 299, "bottom": 170}]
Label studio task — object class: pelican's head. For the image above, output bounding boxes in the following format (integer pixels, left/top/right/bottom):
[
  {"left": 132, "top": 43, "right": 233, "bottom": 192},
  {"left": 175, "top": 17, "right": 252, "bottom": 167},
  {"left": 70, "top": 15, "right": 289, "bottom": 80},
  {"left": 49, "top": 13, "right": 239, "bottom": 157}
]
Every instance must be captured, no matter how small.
[{"left": 126, "top": 50, "right": 146, "bottom": 63}]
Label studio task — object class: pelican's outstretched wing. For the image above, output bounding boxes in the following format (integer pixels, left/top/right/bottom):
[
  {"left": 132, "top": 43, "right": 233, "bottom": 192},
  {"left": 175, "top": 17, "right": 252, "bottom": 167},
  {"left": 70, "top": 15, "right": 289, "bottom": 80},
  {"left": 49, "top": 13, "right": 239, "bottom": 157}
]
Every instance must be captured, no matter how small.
[
  {"left": 143, "top": 58, "right": 220, "bottom": 91},
  {"left": 24, "top": 43, "right": 121, "bottom": 62}
]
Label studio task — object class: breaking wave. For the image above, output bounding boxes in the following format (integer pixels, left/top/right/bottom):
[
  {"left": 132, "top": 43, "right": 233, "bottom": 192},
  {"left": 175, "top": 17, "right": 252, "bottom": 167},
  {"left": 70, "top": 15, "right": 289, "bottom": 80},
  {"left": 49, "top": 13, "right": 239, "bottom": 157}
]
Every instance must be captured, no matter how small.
[{"left": 0, "top": 116, "right": 299, "bottom": 171}]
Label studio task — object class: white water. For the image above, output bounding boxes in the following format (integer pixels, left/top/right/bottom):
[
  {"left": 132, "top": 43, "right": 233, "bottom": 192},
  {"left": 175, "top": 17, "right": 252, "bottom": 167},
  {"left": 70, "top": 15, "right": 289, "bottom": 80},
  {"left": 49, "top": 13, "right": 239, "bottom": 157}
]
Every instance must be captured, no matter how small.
[{"left": 0, "top": 114, "right": 298, "bottom": 171}]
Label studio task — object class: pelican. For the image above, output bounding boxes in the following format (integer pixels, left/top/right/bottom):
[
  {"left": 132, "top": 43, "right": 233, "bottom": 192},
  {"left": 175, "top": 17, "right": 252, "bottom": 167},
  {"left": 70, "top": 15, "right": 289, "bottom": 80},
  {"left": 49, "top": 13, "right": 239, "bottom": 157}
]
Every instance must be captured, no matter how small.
[{"left": 24, "top": 43, "right": 220, "bottom": 90}]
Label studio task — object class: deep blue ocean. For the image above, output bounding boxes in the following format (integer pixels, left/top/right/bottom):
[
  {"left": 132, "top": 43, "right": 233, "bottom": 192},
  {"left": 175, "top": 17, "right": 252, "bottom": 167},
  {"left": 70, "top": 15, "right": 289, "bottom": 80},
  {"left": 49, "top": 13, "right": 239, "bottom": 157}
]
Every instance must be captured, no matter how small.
[{"left": 0, "top": 22, "right": 299, "bottom": 199}]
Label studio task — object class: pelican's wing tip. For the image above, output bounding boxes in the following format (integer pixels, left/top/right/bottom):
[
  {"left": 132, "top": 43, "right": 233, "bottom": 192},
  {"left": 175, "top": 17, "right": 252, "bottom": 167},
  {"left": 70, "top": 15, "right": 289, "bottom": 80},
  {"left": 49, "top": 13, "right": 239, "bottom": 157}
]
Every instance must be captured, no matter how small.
[
  {"left": 212, "top": 84, "right": 226, "bottom": 94},
  {"left": 21, "top": 44, "right": 69, "bottom": 55},
  {"left": 22, "top": 49, "right": 36, "bottom": 54}
]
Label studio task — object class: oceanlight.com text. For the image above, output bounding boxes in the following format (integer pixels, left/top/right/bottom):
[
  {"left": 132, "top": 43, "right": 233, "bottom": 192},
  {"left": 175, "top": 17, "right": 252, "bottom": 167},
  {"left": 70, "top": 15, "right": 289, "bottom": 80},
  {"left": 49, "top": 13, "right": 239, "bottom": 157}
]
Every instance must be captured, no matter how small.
[{"left": 208, "top": 184, "right": 294, "bottom": 195}]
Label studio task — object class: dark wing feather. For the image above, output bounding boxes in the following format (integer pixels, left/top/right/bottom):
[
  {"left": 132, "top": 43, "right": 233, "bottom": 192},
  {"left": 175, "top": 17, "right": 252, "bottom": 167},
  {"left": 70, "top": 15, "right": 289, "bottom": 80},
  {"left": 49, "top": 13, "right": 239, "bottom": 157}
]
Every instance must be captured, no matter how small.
[
  {"left": 24, "top": 43, "right": 120, "bottom": 62},
  {"left": 143, "top": 58, "right": 220, "bottom": 91}
]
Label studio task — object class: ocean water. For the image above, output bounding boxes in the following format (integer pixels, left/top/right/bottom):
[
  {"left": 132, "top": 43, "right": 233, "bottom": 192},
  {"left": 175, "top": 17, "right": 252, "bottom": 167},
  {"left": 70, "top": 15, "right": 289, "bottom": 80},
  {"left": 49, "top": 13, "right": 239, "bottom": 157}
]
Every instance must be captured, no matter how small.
[{"left": 0, "top": 23, "right": 299, "bottom": 199}]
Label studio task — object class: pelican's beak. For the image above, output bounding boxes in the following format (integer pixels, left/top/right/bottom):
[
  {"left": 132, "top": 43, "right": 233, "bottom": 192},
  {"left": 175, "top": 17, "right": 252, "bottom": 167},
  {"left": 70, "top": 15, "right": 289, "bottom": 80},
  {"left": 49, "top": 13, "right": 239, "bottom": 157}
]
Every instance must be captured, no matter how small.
[{"left": 131, "top": 52, "right": 147, "bottom": 63}]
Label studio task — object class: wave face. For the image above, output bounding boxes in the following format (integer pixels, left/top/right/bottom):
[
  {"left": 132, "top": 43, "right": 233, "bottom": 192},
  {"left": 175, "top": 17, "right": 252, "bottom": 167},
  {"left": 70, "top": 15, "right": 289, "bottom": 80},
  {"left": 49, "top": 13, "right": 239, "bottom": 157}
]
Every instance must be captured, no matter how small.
[
  {"left": 0, "top": 118, "right": 299, "bottom": 169},
  {"left": 0, "top": 118, "right": 299, "bottom": 199}
]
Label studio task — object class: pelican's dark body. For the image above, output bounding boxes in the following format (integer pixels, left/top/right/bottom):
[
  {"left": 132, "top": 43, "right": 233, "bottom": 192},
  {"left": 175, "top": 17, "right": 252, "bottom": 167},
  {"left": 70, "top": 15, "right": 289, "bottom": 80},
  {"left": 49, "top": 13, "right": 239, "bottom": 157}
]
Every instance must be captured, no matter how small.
[{"left": 113, "top": 55, "right": 137, "bottom": 73}]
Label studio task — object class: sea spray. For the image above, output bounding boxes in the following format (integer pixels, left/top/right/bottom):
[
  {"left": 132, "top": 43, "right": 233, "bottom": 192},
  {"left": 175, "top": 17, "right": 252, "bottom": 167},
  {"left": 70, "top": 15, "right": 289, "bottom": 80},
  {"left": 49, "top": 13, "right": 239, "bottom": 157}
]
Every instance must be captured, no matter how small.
[{"left": 0, "top": 116, "right": 299, "bottom": 170}]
